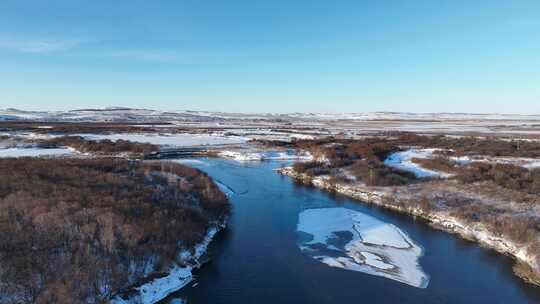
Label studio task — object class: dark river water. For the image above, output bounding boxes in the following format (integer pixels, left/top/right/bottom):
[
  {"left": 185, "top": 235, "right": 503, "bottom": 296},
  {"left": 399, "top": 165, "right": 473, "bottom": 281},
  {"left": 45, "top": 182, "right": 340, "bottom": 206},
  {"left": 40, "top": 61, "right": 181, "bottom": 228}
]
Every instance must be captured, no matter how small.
[{"left": 162, "top": 158, "right": 540, "bottom": 304}]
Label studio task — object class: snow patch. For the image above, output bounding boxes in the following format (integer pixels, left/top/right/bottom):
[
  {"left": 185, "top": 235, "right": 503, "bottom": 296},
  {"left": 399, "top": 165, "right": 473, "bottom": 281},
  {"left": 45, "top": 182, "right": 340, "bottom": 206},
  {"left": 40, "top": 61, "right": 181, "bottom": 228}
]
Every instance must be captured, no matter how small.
[
  {"left": 78, "top": 133, "right": 248, "bottom": 147},
  {"left": 0, "top": 147, "right": 75, "bottom": 158},
  {"left": 450, "top": 155, "right": 540, "bottom": 170},
  {"left": 111, "top": 227, "right": 221, "bottom": 304},
  {"left": 384, "top": 149, "right": 452, "bottom": 178},
  {"left": 219, "top": 150, "right": 312, "bottom": 161}
]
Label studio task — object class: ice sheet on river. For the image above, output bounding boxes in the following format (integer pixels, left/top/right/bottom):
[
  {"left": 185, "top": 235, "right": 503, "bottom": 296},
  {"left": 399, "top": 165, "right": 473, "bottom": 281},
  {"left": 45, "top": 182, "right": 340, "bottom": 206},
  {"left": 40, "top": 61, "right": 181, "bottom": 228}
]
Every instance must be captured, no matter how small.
[{"left": 297, "top": 208, "right": 429, "bottom": 288}]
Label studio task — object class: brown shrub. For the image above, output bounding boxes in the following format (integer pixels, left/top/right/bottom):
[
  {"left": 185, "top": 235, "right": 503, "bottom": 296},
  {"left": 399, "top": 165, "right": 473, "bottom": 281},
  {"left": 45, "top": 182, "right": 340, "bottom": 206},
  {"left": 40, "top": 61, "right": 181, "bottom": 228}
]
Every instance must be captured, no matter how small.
[
  {"left": 42, "top": 136, "right": 158, "bottom": 155},
  {"left": 0, "top": 158, "right": 229, "bottom": 303},
  {"left": 457, "top": 163, "right": 540, "bottom": 195},
  {"left": 348, "top": 160, "right": 416, "bottom": 186},
  {"left": 411, "top": 157, "right": 458, "bottom": 174}
]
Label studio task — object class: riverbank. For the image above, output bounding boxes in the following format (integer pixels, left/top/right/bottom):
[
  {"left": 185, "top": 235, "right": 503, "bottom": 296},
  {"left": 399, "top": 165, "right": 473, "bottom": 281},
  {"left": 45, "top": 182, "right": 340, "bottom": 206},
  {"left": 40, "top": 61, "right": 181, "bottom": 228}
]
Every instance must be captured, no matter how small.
[
  {"left": 111, "top": 221, "right": 226, "bottom": 304},
  {"left": 277, "top": 166, "right": 540, "bottom": 286}
]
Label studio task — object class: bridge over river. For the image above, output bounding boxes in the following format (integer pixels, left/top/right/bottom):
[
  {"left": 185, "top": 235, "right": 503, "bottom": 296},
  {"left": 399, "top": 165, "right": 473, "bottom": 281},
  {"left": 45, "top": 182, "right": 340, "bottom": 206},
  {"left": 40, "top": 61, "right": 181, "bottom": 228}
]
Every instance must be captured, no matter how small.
[{"left": 144, "top": 146, "right": 216, "bottom": 159}]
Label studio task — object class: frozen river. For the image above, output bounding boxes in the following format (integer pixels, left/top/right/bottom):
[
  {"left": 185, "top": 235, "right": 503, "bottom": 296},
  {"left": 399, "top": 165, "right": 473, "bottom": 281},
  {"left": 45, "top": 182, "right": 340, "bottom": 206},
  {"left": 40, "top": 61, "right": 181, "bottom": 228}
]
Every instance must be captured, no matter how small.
[{"left": 161, "top": 158, "right": 540, "bottom": 304}]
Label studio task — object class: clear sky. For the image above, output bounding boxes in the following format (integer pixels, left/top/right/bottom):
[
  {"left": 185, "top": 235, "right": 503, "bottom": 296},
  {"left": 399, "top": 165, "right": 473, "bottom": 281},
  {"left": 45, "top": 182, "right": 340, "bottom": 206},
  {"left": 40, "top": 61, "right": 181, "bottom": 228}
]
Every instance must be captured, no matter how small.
[{"left": 0, "top": 0, "right": 539, "bottom": 113}]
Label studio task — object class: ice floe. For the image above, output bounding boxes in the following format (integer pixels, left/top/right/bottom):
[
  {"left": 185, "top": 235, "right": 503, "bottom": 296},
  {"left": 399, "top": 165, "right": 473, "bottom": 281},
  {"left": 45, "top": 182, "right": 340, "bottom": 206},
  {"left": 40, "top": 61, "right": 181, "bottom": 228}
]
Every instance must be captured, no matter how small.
[
  {"left": 384, "top": 149, "right": 452, "bottom": 178},
  {"left": 297, "top": 208, "right": 429, "bottom": 288}
]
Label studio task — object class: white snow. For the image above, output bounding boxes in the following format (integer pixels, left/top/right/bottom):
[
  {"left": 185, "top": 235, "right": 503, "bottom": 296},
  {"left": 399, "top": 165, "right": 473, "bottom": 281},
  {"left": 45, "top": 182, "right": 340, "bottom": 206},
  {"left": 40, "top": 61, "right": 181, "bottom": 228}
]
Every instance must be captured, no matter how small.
[
  {"left": 6, "top": 132, "right": 61, "bottom": 140},
  {"left": 172, "top": 159, "right": 208, "bottom": 166},
  {"left": 289, "top": 133, "right": 315, "bottom": 140},
  {"left": 219, "top": 150, "right": 312, "bottom": 161},
  {"left": 78, "top": 133, "right": 248, "bottom": 147},
  {"left": 297, "top": 208, "right": 428, "bottom": 288},
  {"left": 3, "top": 107, "right": 540, "bottom": 124},
  {"left": 360, "top": 252, "right": 394, "bottom": 270},
  {"left": 526, "top": 161, "right": 540, "bottom": 169},
  {"left": 111, "top": 227, "right": 220, "bottom": 304},
  {"left": 355, "top": 221, "right": 410, "bottom": 249},
  {"left": 122, "top": 265, "right": 192, "bottom": 304},
  {"left": 384, "top": 149, "right": 453, "bottom": 178},
  {"left": 450, "top": 155, "right": 540, "bottom": 170},
  {"left": 0, "top": 147, "right": 75, "bottom": 158}
]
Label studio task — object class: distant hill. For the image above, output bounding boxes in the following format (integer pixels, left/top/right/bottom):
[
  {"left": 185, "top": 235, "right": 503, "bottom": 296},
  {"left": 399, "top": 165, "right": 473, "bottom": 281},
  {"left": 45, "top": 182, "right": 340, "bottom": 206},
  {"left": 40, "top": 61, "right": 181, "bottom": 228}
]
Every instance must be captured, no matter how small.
[{"left": 1, "top": 107, "right": 540, "bottom": 123}]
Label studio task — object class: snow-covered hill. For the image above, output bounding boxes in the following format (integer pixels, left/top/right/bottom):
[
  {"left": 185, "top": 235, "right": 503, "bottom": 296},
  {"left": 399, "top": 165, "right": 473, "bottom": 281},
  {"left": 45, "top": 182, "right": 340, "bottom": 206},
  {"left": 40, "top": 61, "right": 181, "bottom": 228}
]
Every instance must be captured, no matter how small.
[{"left": 2, "top": 107, "right": 540, "bottom": 123}]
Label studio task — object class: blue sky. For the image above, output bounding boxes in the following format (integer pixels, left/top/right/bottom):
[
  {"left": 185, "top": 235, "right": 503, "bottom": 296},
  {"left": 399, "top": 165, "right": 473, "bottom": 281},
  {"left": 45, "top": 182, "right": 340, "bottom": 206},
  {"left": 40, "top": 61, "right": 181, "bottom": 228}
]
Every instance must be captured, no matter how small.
[{"left": 0, "top": 0, "right": 539, "bottom": 113}]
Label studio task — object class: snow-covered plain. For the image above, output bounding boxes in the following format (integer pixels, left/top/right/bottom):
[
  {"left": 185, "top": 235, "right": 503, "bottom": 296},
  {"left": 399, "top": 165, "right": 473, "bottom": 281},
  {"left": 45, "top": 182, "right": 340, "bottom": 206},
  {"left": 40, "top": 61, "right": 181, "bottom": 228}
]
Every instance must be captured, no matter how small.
[
  {"left": 0, "top": 147, "right": 75, "bottom": 158},
  {"left": 3, "top": 108, "right": 540, "bottom": 142},
  {"left": 451, "top": 155, "right": 540, "bottom": 170},
  {"left": 384, "top": 149, "right": 453, "bottom": 178},
  {"left": 219, "top": 150, "right": 312, "bottom": 161},
  {"left": 3, "top": 107, "right": 540, "bottom": 124},
  {"left": 2, "top": 131, "right": 61, "bottom": 140},
  {"left": 78, "top": 133, "right": 248, "bottom": 147},
  {"left": 297, "top": 208, "right": 428, "bottom": 288}
]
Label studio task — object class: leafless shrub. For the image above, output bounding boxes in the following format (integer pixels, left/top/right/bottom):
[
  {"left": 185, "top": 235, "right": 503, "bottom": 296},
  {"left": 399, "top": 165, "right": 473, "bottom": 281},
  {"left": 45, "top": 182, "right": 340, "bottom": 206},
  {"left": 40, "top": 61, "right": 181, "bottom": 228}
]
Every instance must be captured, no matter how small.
[
  {"left": 457, "top": 163, "right": 540, "bottom": 195},
  {"left": 42, "top": 136, "right": 158, "bottom": 155},
  {"left": 0, "top": 158, "right": 229, "bottom": 303}
]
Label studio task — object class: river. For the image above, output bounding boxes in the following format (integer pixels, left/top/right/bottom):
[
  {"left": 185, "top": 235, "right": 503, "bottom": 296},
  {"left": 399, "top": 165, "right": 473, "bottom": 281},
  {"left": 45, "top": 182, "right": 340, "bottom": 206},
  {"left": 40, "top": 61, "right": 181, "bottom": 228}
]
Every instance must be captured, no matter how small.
[{"left": 161, "top": 158, "right": 540, "bottom": 304}]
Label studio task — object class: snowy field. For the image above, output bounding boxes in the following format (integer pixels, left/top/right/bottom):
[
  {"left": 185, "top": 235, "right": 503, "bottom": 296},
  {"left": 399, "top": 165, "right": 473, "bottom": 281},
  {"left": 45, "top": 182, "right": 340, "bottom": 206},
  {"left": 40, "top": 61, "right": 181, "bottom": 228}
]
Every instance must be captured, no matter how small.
[
  {"left": 3, "top": 107, "right": 540, "bottom": 124},
  {"left": 0, "top": 131, "right": 60, "bottom": 140},
  {"left": 297, "top": 208, "right": 429, "bottom": 288},
  {"left": 384, "top": 149, "right": 453, "bottom": 178},
  {"left": 384, "top": 149, "right": 540, "bottom": 177},
  {"left": 0, "top": 147, "right": 75, "bottom": 158},
  {"left": 77, "top": 133, "right": 248, "bottom": 147},
  {"left": 451, "top": 155, "right": 540, "bottom": 170},
  {"left": 3, "top": 108, "right": 540, "bottom": 138}
]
